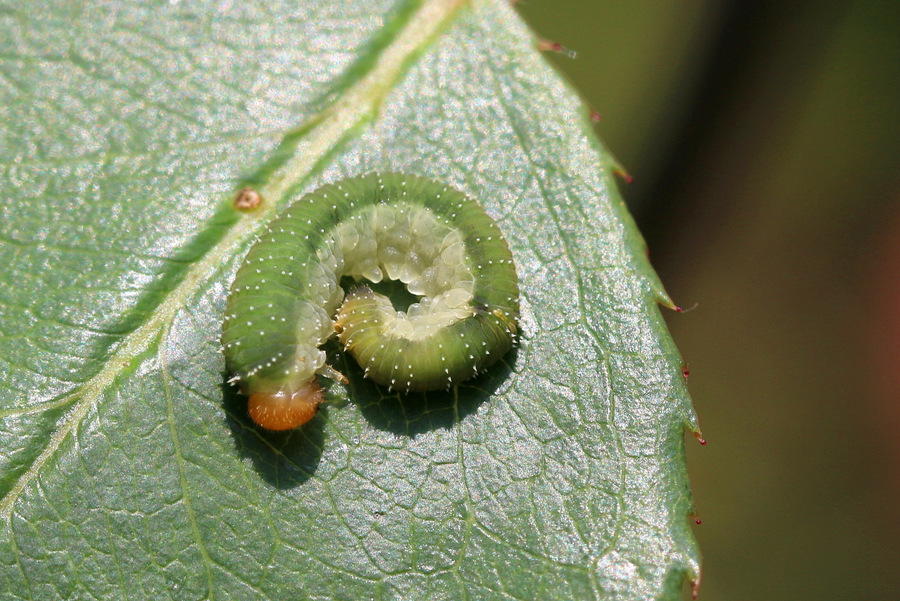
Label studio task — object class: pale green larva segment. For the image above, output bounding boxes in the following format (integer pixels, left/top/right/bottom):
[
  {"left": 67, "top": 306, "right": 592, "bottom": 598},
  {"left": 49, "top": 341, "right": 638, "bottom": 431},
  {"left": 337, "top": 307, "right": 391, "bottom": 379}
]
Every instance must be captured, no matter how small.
[{"left": 221, "top": 173, "right": 519, "bottom": 427}]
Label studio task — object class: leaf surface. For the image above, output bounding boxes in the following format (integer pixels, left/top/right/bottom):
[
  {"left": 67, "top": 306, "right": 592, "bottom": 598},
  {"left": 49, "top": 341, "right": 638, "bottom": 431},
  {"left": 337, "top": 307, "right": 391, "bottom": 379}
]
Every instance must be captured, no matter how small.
[{"left": 0, "top": 0, "right": 700, "bottom": 599}]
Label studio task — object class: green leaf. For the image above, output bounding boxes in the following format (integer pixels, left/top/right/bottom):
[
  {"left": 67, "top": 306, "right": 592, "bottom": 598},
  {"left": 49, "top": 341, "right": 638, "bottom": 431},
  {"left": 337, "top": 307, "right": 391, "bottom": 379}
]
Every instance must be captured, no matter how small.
[{"left": 0, "top": 0, "right": 701, "bottom": 599}]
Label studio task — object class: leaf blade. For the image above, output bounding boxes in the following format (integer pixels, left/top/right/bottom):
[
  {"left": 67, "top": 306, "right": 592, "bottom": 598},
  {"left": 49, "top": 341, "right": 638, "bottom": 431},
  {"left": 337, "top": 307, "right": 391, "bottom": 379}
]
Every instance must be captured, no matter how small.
[{"left": 0, "top": 0, "right": 700, "bottom": 599}]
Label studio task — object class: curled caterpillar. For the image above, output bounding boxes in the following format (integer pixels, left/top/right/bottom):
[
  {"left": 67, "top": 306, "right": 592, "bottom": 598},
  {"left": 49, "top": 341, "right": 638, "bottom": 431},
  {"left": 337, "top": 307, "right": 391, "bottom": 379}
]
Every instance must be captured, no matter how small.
[{"left": 222, "top": 173, "right": 519, "bottom": 430}]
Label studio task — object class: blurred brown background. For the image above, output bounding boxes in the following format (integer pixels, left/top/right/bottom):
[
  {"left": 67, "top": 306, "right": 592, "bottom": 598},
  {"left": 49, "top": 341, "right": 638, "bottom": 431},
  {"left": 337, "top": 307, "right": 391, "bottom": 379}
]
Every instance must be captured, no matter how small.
[{"left": 516, "top": 0, "right": 900, "bottom": 599}]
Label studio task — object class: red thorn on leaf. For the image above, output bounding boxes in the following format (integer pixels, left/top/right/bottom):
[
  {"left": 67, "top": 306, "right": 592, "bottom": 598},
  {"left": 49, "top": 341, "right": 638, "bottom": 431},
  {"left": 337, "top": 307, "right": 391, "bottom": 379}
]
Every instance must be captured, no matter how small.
[
  {"left": 674, "top": 305, "right": 684, "bottom": 313},
  {"left": 589, "top": 109, "right": 602, "bottom": 123},
  {"left": 681, "top": 363, "right": 690, "bottom": 378},
  {"left": 611, "top": 165, "right": 633, "bottom": 184},
  {"left": 537, "top": 38, "right": 577, "bottom": 59},
  {"left": 690, "top": 512, "right": 702, "bottom": 525},
  {"left": 693, "top": 430, "right": 707, "bottom": 446},
  {"left": 691, "top": 577, "right": 702, "bottom": 599}
]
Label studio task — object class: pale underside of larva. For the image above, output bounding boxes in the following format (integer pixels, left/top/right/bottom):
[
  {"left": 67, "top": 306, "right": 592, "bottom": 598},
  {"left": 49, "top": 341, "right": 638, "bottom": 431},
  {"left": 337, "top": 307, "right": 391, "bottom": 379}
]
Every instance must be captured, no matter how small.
[{"left": 221, "top": 173, "right": 519, "bottom": 430}]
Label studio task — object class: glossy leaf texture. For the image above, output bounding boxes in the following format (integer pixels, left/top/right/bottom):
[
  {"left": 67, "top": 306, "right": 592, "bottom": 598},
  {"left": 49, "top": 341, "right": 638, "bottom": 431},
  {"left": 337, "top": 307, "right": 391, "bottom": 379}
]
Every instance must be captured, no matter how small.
[{"left": 0, "top": 0, "right": 700, "bottom": 599}]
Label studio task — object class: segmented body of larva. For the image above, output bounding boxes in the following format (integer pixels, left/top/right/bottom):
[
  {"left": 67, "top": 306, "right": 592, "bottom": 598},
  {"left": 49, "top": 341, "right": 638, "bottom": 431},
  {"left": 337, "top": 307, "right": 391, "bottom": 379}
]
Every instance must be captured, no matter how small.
[{"left": 222, "top": 173, "right": 519, "bottom": 430}]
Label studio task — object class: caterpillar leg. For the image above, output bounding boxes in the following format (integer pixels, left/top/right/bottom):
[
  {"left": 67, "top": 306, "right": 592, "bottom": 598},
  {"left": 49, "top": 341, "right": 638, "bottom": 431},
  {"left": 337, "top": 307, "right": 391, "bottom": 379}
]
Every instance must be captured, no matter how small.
[{"left": 318, "top": 363, "right": 349, "bottom": 385}]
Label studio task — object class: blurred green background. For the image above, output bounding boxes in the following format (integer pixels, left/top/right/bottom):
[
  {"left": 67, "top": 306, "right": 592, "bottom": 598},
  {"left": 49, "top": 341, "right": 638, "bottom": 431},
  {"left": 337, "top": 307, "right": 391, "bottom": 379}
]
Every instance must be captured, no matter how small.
[{"left": 516, "top": 0, "right": 900, "bottom": 599}]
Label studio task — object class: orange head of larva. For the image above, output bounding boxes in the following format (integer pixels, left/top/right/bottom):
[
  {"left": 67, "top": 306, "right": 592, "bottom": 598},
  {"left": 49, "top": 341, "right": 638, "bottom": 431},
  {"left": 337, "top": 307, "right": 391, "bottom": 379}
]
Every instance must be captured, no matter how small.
[{"left": 247, "top": 380, "right": 324, "bottom": 431}]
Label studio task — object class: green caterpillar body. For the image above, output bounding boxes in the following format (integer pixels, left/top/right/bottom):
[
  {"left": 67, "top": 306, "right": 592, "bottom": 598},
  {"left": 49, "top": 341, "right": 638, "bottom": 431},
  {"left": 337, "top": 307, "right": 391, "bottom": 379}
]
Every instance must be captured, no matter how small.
[{"left": 221, "top": 173, "right": 519, "bottom": 430}]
